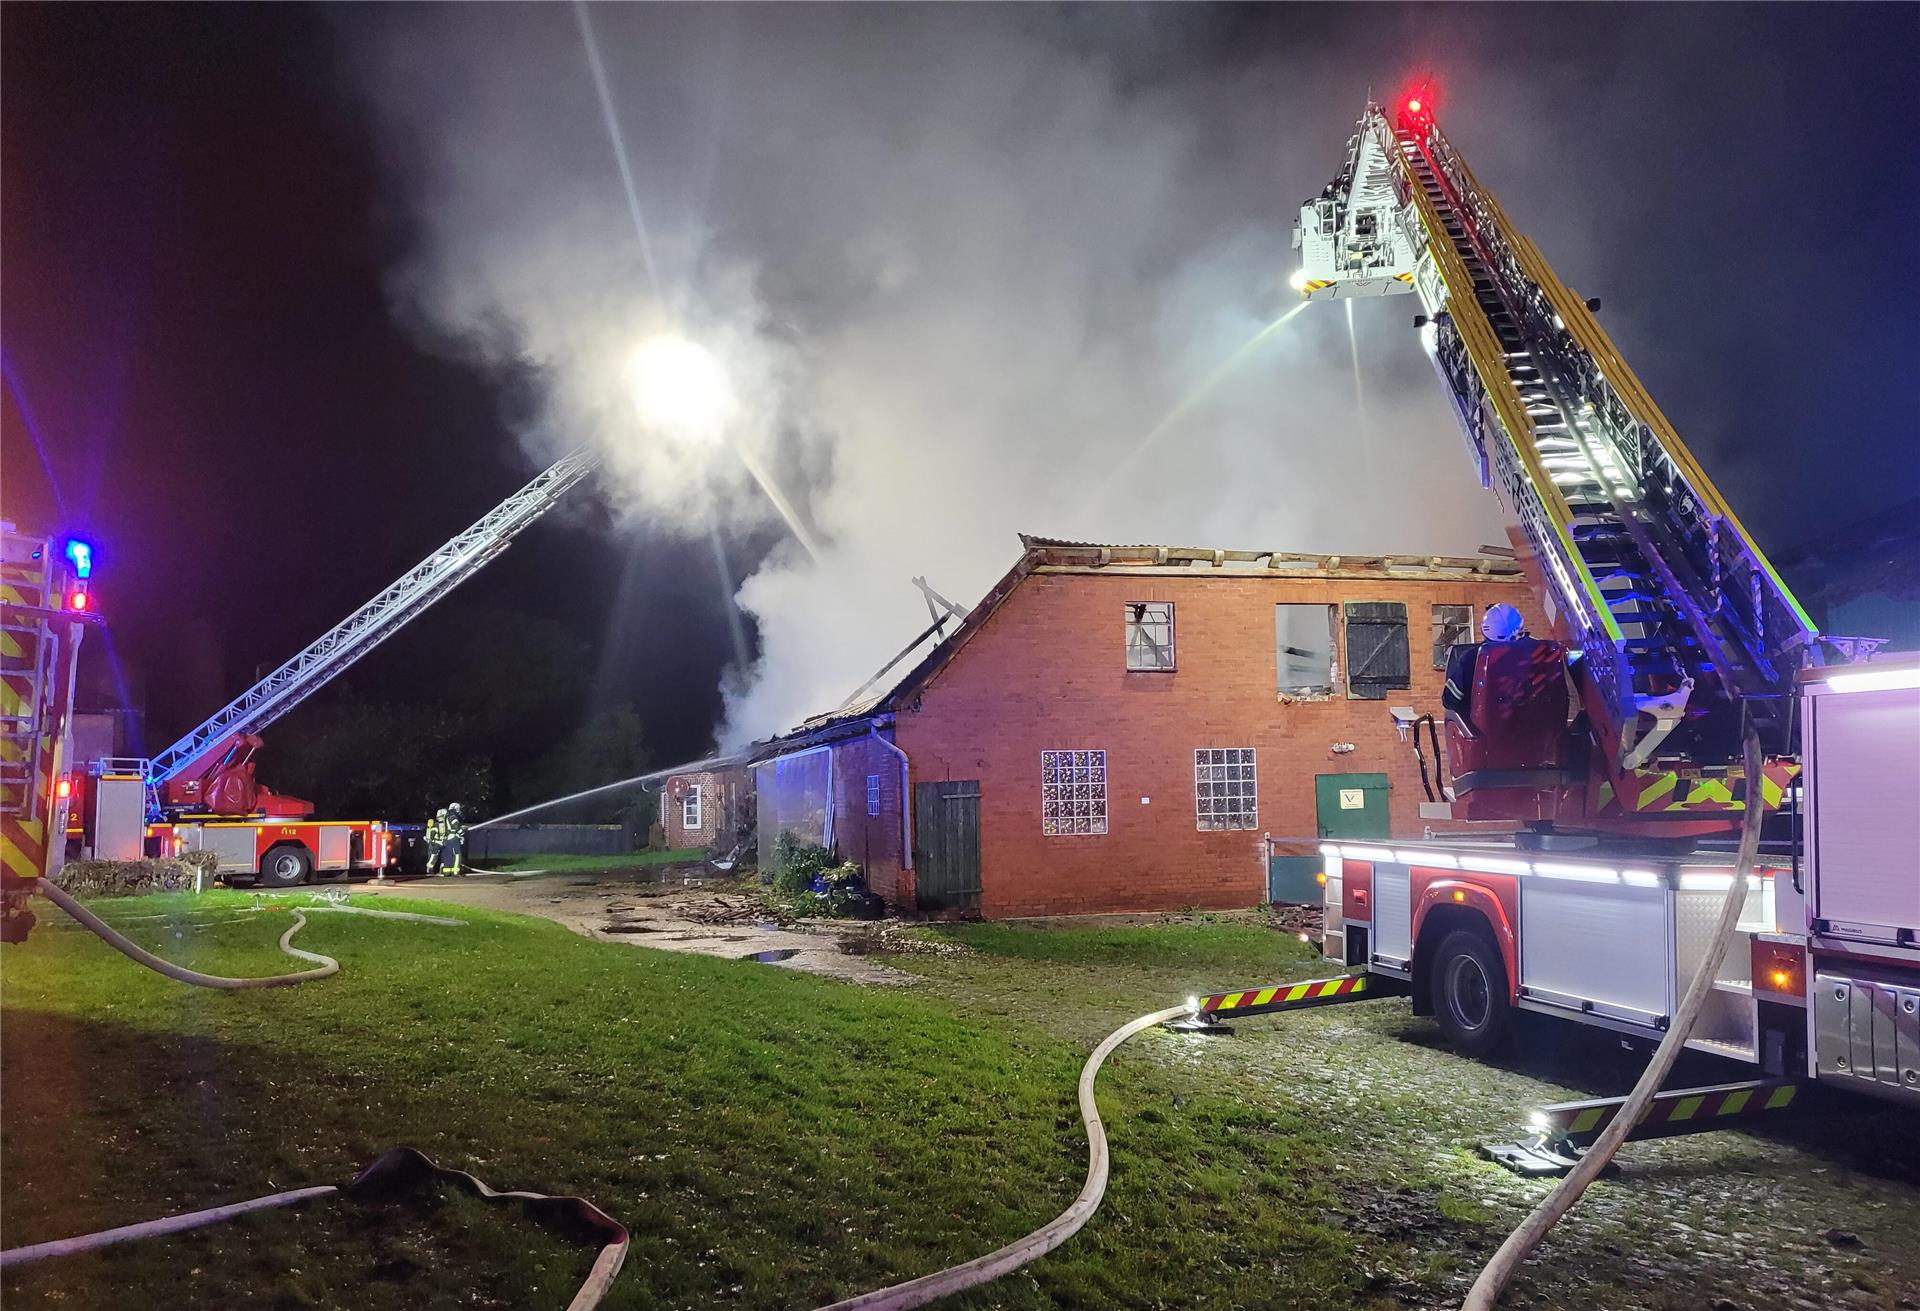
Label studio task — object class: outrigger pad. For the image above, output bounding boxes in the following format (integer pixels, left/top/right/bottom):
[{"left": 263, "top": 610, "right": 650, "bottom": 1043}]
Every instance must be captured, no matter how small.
[
  {"left": 1480, "top": 1137, "right": 1582, "bottom": 1177},
  {"left": 1161, "top": 1016, "right": 1235, "bottom": 1036},
  {"left": 1479, "top": 1136, "right": 1618, "bottom": 1179}
]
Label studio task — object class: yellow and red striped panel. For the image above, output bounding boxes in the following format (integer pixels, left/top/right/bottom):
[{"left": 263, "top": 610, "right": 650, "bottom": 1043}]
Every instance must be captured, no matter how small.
[
  {"left": 1199, "top": 973, "right": 1369, "bottom": 1016},
  {"left": 1548, "top": 1081, "right": 1798, "bottom": 1142}
]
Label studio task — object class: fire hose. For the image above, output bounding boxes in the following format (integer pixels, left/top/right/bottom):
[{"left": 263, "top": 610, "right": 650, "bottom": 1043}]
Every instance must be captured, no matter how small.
[
  {"left": 44, "top": 840, "right": 1739, "bottom": 1311},
  {"left": 1461, "top": 729, "right": 1768, "bottom": 1309},
  {"left": 0, "top": 1147, "right": 630, "bottom": 1311},
  {"left": 32, "top": 879, "right": 461, "bottom": 988},
  {"left": 8, "top": 876, "right": 1186, "bottom": 1311}
]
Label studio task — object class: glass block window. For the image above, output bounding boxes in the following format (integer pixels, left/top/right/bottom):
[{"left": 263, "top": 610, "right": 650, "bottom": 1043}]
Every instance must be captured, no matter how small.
[
  {"left": 1125, "top": 602, "right": 1175, "bottom": 671},
  {"left": 866, "top": 773, "right": 882, "bottom": 817},
  {"left": 1041, "top": 749, "right": 1108, "bottom": 835},
  {"left": 1194, "top": 748, "right": 1258, "bottom": 830}
]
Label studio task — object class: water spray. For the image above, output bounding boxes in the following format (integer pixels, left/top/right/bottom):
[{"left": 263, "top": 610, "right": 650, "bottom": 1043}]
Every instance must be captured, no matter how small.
[{"left": 1085, "top": 302, "right": 1309, "bottom": 514}]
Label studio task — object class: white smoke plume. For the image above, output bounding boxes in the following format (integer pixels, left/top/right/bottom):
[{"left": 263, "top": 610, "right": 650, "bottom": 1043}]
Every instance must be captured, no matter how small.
[{"left": 354, "top": 6, "right": 1504, "bottom": 749}]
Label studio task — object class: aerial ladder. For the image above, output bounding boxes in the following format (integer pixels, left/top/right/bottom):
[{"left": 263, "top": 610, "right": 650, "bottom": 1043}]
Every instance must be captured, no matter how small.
[
  {"left": 1283, "top": 90, "right": 1914, "bottom": 1134},
  {"left": 1292, "top": 87, "right": 1869, "bottom": 837},
  {"left": 146, "top": 446, "right": 599, "bottom": 819}
]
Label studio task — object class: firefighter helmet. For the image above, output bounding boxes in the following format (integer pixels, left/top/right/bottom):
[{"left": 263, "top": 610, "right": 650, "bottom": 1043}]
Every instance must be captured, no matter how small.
[{"left": 1481, "top": 603, "right": 1527, "bottom": 642}]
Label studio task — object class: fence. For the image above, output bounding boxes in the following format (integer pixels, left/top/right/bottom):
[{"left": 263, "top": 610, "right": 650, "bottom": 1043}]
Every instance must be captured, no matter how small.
[{"left": 468, "top": 823, "right": 634, "bottom": 860}]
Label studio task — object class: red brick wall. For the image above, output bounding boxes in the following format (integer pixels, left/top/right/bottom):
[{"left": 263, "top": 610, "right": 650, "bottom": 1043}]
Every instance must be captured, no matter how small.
[
  {"left": 826, "top": 733, "right": 911, "bottom": 905},
  {"left": 663, "top": 769, "right": 750, "bottom": 849},
  {"left": 893, "top": 570, "right": 1539, "bottom": 918}
]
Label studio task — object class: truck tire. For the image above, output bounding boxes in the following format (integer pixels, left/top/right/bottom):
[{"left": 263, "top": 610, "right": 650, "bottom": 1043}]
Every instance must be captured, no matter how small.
[
  {"left": 259, "top": 843, "right": 314, "bottom": 889},
  {"left": 1432, "top": 927, "right": 1512, "bottom": 1056}
]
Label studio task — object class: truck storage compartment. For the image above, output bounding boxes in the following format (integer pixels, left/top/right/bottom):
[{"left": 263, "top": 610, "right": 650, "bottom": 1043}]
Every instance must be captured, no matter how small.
[{"left": 1804, "top": 671, "right": 1920, "bottom": 947}]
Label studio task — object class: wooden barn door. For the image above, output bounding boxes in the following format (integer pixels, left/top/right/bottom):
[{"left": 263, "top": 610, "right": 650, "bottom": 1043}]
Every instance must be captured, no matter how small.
[{"left": 914, "top": 781, "right": 981, "bottom": 913}]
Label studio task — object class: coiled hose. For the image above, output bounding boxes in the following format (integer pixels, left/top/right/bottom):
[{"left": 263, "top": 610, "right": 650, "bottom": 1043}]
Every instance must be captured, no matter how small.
[{"left": 35, "top": 879, "right": 341, "bottom": 988}]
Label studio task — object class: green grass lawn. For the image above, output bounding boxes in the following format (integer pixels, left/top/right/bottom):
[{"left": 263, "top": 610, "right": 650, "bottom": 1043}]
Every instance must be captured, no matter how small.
[
  {"left": 472, "top": 848, "right": 707, "bottom": 873},
  {"left": 4, "top": 894, "right": 1913, "bottom": 1311},
  {"left": 0, "top": 892, "right": 1364, "bottom": 1310}
]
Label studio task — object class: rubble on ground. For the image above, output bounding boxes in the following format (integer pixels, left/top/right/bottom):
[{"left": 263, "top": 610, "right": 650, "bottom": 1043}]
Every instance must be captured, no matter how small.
[
  {"left": 53, "top": 855, "right": 216, "bottom": 898},
  {"left": 837, "top": 922, "right": 975, "bottom": 958}
]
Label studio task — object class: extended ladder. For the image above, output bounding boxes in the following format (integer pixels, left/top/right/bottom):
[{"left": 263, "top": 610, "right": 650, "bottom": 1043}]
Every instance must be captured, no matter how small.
[
  {"left": 146, "top": 446, "right": 600, "bottom": 792},
  {"left": 1295, "top": 100, "right": 1826, "bottom": 766}
]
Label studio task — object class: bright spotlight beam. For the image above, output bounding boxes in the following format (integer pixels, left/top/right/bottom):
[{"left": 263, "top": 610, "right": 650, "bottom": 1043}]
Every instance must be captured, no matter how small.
[
  {"left": 628, "top": 334, "right": 734, "bottom": 443},
  {"left": 626, "top": 333, "right": 820, "bottom": 562}
]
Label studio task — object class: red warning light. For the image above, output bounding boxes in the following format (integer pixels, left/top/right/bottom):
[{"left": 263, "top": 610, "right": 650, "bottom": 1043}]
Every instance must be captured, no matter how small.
[
  {"left": 1407, "top": 98, "right": 1422, "bottom": 113},
  {"left": 67, "top": 590, "right": 89, "bottom": 612},
  {"left": 56, "top": 777, "right": 73, "bottom": 800}
]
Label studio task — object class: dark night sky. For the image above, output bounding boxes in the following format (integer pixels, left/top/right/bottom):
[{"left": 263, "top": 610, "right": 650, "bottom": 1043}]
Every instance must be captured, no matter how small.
[
  {"left": 2, "top": 3, "right": 766, "bottom": 766},
  {"left": 4, "top": 4, "right": 1916, "bottom": 777}
]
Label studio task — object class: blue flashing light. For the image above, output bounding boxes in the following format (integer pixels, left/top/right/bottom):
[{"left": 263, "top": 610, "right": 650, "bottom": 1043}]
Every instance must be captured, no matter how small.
[{"left": 64, "top": 539, "right": 92, "bottom": 579}]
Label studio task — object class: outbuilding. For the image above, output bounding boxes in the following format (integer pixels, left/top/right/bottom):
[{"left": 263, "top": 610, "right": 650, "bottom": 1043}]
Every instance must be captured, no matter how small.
[{"left": 751, "top": 535, "right": 1539, "bottom": 918}]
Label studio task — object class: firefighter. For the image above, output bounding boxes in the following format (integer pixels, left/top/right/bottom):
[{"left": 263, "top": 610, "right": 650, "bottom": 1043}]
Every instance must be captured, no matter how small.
[
  {"left": 440, "top": 802, "right": 467, "bottom": 877},
  {"left": 425, "top": 807, "right": 446, "bottom": 875}
]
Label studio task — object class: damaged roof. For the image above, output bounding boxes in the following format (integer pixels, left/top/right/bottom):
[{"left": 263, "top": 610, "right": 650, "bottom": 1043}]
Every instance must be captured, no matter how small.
[{"left": 748, "top": 532, "right": 1523, "bottom": 759}]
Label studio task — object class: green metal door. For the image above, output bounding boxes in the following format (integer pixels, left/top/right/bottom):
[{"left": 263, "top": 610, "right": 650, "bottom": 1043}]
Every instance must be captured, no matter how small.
[
  {"left": 915, "top": 781, "right": 981, "bottom": 913},
  {"left": 1314, "top": 772, "right": 1390, "bottom": 839}
]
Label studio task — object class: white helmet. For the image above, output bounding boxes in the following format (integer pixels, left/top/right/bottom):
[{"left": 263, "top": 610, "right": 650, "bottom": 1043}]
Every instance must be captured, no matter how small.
[
  {"left": 1481, "top": 603, "right": 1527, "bottom": 642},
  {"left": 448, "top": 802, "right": 462, "bottom": 817},
  {"left": 436, "top": 808, "right": 448, "bottom": 820}
]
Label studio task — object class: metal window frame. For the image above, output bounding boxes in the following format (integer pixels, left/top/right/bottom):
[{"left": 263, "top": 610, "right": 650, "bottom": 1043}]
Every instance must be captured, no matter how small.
[
  {"left": 866, "top": 772, "right": 881, "bottom": 818},
  {"left": 1430, "top": 603, "right": 1474, "bottom": 669},
  {"left": 1194, "top": 747, "right": 1258, "bottom": 831},
  {"left": 1124, "top": 601, "right": 1176, "bottom": 672},
  {"left": 1040, "top": 748, "right": 1109, "bottom": 836}
]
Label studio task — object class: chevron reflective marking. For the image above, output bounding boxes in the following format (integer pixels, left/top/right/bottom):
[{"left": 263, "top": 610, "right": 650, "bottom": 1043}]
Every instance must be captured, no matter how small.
[{"left": 1196, "top": 973, "right": 1383, "bottom": 1019}]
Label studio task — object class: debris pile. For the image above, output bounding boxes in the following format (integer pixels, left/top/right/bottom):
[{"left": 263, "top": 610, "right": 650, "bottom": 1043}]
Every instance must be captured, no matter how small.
[
  {"left": 684, "top": 894, "right": 790, "bottom": 928},
  {"left": 53, "top": 856, "right": 214, "bottom": 898},
  {"left": 1266, "top": 902, "right": 1325, "bottom": 939},
  {"left": 837, "top": 922, "right": 974, "bottom": 958}
]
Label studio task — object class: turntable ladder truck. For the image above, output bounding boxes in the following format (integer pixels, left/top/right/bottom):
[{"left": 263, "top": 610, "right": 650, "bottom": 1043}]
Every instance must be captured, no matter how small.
[
  {"left": 137, "top": 446, "right": 599, "bottom": 888},
  {"left": 1278, "top": 90, "right": 1916, "bottom": 1130}
]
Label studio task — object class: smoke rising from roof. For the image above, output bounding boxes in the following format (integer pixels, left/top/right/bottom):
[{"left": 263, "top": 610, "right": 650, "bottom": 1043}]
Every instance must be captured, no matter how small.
[{"left": 354, "top": 6, "right": 1504, "bottom": 748}]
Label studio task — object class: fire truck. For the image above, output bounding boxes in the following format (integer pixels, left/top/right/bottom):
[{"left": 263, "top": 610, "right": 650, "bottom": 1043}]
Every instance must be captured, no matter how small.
[
  {"left": 1293, "top": 90, "right": 1917, "bottom": 1112},
  {"left": 1, "top": 525, "right": 99, "bottom": 940},
  {"left": 119, "top": 447, "right": 599, "bottom": 887}
]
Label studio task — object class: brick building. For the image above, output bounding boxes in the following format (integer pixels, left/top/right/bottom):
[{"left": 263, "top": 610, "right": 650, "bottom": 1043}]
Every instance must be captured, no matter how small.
[
  {"left": 661, "top": 766, "right": 753, "bottom": 853},
  {"left": 750, "top": 536, "right": 1538, "bottom": 918}
]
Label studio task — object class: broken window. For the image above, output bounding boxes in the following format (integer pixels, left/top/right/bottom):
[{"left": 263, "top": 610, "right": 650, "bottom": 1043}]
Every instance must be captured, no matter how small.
[
  {"left": 1345, "top": 601, "right": 1411, "bottom": 700},
  {"left": 866, "top": 773, "right": 881, "bottom": 818},
  {"left": 1195, "top": 747, "right": 1258, "bottom": 831},
  {"left": 1431, "top": 603, "right": 1475, "bottom": 669},
  {"left": 1041, "top": 749, "right": 1108, "bottom": 836},
  {"left": 682, "top": 785, "right": 703, "bottom": 831},
  {"left": 1276, "top": 604, "right": 1337, "bottom": 697},
  {"left": 1125, "top": 602, "right": 1175, "bottom": 671}
]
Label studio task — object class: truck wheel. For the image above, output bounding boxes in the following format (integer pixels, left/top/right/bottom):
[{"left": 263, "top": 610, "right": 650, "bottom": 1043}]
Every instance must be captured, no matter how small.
[
  {"left": 259, "top": 844, "right": 314, "bottom": 888},
  {"left": 1432, "top": 928, "right": 1511, "bottom": 1056}
]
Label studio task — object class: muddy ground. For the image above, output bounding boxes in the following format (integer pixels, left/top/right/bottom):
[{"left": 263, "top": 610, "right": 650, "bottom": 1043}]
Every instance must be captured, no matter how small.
[{"left": 357, "top": 864, "right": 945, "bottom": 985}]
